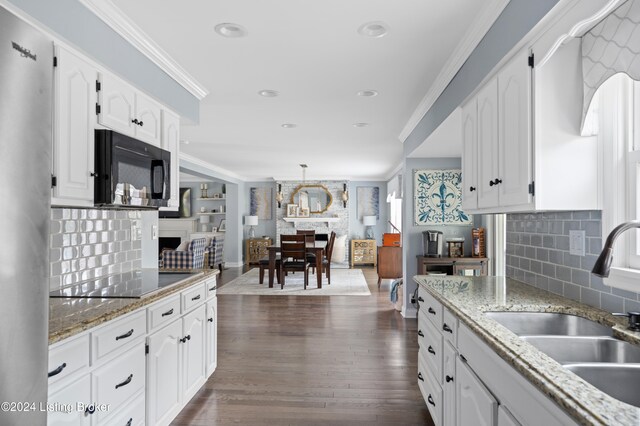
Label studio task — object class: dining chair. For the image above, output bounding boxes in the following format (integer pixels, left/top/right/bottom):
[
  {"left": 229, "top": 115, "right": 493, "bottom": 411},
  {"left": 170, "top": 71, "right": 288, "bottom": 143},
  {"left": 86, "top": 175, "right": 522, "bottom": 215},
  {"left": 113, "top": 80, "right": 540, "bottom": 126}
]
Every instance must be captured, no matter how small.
[
  {"left": 280, "top": 234, "right": 311, "bottom": 289},
  {"left": 322, "top": 231, "right": 337, "bottom": 284},
  {"left": 296, "top": 229, "right": 317, "bottom": 271}
]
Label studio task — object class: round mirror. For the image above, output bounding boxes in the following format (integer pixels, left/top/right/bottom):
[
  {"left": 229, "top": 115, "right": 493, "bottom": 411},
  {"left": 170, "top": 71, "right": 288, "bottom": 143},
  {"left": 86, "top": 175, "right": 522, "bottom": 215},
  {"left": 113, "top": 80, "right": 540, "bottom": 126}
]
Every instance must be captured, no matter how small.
[{"left": 290, "top": 185, "right": 333, "bottom": 214}]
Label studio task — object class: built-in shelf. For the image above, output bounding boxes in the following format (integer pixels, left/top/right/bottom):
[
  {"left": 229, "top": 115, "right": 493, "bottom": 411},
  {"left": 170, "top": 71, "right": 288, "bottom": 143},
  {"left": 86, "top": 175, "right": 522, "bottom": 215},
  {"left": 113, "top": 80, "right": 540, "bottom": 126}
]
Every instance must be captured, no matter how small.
[
  {"left": 197, "top": 197, "right": 226, "bottom": 201},
  {"left": 196, "top": 212, "right": 226, "bottom": 215},
  {"left": 282, "top": 217, "right": 340, "bottom": 228}
]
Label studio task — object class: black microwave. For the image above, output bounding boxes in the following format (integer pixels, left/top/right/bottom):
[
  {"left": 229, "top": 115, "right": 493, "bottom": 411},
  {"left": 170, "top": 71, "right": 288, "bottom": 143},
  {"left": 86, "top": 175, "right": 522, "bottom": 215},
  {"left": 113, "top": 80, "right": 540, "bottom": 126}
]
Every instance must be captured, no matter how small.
[{"left": 94, "top": 130, "right": 170, "bottom": 208}]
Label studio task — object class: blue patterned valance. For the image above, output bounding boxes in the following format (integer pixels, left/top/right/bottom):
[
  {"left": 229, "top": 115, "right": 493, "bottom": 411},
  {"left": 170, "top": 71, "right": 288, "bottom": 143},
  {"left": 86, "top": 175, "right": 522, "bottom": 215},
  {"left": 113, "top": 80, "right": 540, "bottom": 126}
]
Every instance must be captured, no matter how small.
[{"left": 414, "top": 169, "right": 472, "bottom": 225}]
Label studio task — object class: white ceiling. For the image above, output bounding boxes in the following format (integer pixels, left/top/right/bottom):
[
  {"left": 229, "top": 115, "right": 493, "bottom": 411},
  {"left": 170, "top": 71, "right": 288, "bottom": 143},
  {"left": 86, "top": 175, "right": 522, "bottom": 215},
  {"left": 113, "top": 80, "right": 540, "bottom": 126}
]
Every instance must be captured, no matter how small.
[
  {"left": 408, "top": 108, "right": 462, "bottom": 158},
  {"left": 110, "top": 0, "right": 491, "bottom": 181}
]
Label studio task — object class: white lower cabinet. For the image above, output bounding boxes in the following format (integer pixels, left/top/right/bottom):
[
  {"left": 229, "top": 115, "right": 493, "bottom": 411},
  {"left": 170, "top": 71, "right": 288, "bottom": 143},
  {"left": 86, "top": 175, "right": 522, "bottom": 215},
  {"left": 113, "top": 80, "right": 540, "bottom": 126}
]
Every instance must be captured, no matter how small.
[
  {"left": 181, "top": 305, "right": 206, "bottom": 402},
  {"left": 456, "top": 357, "right": 497, "bottom": 426},
  {"left": 205, "top": 298, "right": 218, "bottom": 376},
  {"left": 146, "top": 319, "right": 182, "bottom": 426},
  {"left": 48, "top": 375, "right": 92, "bottom": 425},
  {"left": 418, "top": 291, "right": 578, "bottom": 426}
]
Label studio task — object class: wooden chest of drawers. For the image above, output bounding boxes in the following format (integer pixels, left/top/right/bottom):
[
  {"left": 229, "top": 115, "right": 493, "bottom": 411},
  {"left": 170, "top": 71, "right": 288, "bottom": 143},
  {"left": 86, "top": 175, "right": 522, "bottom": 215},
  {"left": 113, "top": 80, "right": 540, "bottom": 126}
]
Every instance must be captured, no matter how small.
[{"left": 245, "top": 238, "right": 272, "bottom": 265}]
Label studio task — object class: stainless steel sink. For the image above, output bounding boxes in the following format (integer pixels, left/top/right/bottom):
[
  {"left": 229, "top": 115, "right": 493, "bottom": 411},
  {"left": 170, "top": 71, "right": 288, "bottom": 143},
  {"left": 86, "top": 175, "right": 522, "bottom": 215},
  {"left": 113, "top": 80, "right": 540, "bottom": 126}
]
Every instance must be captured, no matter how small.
[
  {"left": 484, "top": 312, "right": 612, "bottom": 336},
  {"left": 565, "top": 364, "right": 640, "bottom": 408},
  {"left": 521, "top": 336, "right": 640, "bottom": 363}
]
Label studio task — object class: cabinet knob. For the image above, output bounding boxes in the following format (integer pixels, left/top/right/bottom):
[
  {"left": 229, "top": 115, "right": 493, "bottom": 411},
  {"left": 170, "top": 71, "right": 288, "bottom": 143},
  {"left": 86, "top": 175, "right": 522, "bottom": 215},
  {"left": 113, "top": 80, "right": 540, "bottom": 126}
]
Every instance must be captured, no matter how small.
[
  {"left": 469, "top": 186, "right": 476, "bottom": 192},
  {"left": 446, "top": 375, "right": 454, "bottom": 383},
  {"left": 131, "top": 118, "right": 139, "bottom": 125},
  {"left": 208, "top": 318, "right": 213, "bottom": 323},
  {"left": 90, "top": 172, "right": 97, "bottom": 177},
  {"left": 427, "top": 394, "right": 435, "bottom": 406},
  {"left": 139, "top": 121, "right": 144, "bottom": 126},
  {"left": 427, "top": 307, "right": 436, "bottom": 315},
  {"left": 489, "top": 178, "right": 502, "bottom": 186}
]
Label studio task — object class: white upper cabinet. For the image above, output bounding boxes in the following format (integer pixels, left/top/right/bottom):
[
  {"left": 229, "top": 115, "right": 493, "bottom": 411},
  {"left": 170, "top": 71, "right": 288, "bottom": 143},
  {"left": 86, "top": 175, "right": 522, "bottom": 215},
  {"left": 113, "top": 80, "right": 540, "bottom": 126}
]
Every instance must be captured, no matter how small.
[
  {"left": 461, "top": 99, "right": 478, "bottom": 211},
  {"left": 98, "top": 73, "right": 162, "bottom": 147},
  {"left": 476, "top": 78, "right": 500, "bottom": 209},
  {"left": 498, "top": 49, "right": 532, "bottom": 208},
  {"left": 161, "top": 110, "right": 180, "bottom": 211},
  {"left": 52, "top": 46, "right": 97, "bottom": 207},
  {"left": 456, "top": 357, "right": 497, "bottom": 426}
]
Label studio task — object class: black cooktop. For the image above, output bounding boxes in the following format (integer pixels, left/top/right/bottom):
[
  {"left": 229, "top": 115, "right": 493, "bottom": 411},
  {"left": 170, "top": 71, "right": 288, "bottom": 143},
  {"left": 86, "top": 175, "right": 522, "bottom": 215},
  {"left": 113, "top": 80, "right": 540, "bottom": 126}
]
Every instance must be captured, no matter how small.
[{"left": 49, "top": 269, "right": 202, "bottom": 299}]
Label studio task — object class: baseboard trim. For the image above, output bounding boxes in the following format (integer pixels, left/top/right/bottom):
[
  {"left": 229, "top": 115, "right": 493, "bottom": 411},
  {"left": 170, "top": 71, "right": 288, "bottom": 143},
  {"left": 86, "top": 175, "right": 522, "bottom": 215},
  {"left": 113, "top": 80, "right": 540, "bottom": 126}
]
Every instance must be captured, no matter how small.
[
  {"left": 224, "top": 261, "right": 244, "bottom": 268},
  {"left": 402, "top": 306, "right": 418, "bottom": 319}
]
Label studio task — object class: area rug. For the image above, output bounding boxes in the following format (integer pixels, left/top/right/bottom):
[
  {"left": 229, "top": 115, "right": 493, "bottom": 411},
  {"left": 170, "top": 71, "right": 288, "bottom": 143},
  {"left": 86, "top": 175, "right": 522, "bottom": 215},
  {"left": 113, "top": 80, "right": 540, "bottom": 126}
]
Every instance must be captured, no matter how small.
[{"left": 217, "top": 268, "right": 371, "bottom": 296}]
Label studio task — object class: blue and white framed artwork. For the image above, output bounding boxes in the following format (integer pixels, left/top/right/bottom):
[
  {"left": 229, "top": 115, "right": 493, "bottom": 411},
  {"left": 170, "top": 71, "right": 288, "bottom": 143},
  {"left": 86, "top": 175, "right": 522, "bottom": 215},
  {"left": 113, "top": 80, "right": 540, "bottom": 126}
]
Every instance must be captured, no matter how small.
[
  {"left": 250, "top": 187, "right": 272, "bottom": 220},
  {"left": 414, "top": 170, "right": 472, "bottom": 225},
  {"left": 357, "top": 186, "right": 380, "bottom": 220}
]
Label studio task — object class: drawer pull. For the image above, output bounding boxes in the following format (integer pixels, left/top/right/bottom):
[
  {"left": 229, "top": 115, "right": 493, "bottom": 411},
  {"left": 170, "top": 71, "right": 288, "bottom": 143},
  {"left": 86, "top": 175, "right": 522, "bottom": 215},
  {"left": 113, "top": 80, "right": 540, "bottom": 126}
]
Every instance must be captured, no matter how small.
[
  {"left": 443, "top": 324, "right": 453, "bottom": 333},
  {"left": 417, "top": 330, "right": 424, "bottom": 337},
  {"left": 418, "top": 296, "right": 425, "bottom": 302},
  {"left": 428, "top": 394, "right": 435, "bottom": 406},
  {"left": 208, "top": 318, "right": 214, "bottom": 323},
  {"left": 428, "top": 307, "right": 436, "bottom": 315},
  {"left": 48, "top": 362, "right": 67, "bottom": 378},
  {"left": 180, "top": 334, "right": 191, "bottom": 344},
  {"left": 161, "top": 308, "right": 174, "bottom": 317},
  {"left": 126, "top": 418, "right": 133, "bottom": 426},
  {"left": 446, "top": 375, "right": 454, "bottom": 383},
  {"left": 191, "top": 295, "right": 201, "bottom": 301},
  {"left": 428, "top": 346, "right": 436, "bottom": 355},
  {"left": 115, "top": 329, "right": 134, "bottom": 341},
  {"left": 209, "top": 285, "right": 217, "bottom": 291},
  {"left": 418, "top": 372, "right": 424, "bottom": 382},
  {"left": 85, "top": 405, "right": 95, "bottom": 415},
  {"left": 115, "top": 374, "right": 133, "bottom": 389}
]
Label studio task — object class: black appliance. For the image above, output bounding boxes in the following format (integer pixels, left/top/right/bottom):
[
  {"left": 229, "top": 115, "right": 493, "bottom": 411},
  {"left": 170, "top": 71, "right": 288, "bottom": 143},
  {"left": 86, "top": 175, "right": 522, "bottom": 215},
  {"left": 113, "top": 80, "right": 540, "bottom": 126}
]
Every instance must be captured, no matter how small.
[
  {"left": 94, "top": 129, "right": 170, "bottom": 208},
  {"left": 423, "top": 230, "right": 444, "bottom": 257}
]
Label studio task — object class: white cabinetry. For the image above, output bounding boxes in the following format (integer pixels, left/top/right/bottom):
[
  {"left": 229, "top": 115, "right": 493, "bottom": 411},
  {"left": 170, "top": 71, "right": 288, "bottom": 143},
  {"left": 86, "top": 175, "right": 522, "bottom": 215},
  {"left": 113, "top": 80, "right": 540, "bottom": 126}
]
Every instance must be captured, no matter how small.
[
  {"left": 47, "top": 375, "right": 91, "bottom": 425},
  {"left": 416, "top": 286, "right": 577, "bottom": 426},
  {"left": 181, "top": 305, "right": 206, "bottom": 401},
  {"left": 205, "top": 297, "right": 218, "bottom": 376},
  {"left": 456, "top": 357, "right": 497, "bottom": 426},
  {"left": 476, "top": 78, "right": 500, "bottom": 209},
  {"left": 461, "top": 99, "right": 478, "bottom": 210},
  {"left": 52, "top": 46, "right": 97, "bottom": 207},
  {"left": 161, "top": 110, "right": 180, "bottom": 211},
  {"left": 98, "top": 73, "right": 162, "bottom": 147}
]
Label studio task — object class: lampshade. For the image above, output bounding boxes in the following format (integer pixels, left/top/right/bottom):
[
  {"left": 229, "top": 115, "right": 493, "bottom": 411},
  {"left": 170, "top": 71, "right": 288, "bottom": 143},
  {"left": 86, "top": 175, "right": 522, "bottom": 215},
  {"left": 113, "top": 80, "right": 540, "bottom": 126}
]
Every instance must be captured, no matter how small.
[
  {"left": 363, "top": 215, "right": 376, "bottom": 226},
  {"left": 245, "top": 215, "right": 258, "bottom": 226},
  {"left": 199, "top": 215, "right": 210, "bottom": 224}
]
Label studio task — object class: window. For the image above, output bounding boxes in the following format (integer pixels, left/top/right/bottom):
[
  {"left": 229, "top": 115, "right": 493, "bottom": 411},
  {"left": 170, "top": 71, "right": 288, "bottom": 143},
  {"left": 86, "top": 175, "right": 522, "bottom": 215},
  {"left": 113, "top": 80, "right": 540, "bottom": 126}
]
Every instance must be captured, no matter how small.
[
  {"left": 388, "top": 194, "right": 402, "bottom": 234},
  {"left": 596, "top": 73, "right": 640, "bottom": 289}
]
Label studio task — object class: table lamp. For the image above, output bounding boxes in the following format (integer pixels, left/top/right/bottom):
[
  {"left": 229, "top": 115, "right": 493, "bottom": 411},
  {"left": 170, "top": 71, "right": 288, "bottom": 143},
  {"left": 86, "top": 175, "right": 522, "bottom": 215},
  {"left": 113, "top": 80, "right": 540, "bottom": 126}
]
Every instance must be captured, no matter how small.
[
  {"left": 363, "top": 215, "right": 376, "bottom": 240},
  {"left": 245, "top": 215, "right": 258, "bottom": 238},
  {"left": 199, "top": 214, "right": 210, "bottom": 232}
]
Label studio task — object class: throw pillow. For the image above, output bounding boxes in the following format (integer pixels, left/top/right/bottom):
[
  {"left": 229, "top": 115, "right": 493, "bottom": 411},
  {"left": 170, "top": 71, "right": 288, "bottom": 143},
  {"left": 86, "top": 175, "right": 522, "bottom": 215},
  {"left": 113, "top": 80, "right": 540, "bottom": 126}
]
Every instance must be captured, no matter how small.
[
  {"left": 175, "top": 241, "right": 190, "bottom": 251},
  {"left": 331, "top": 234, "right": 347, "bottom": 263}
]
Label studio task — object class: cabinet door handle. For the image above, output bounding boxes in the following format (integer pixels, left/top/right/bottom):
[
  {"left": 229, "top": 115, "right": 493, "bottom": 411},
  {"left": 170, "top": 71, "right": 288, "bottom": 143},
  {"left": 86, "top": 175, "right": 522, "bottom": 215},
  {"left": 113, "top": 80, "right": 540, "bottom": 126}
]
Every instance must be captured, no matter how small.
[
  {"left": 427, "top": 307, "right": 436, "bottom": 315},
  {"left": 446, "top": 375, "right": 454, "bottom": 383},
  {"left": 428, "top": 346, "right": 436, "bottom": 355},
  {"left": 138, "top": 120, "right": 144, "bottom": 127},
  {"left": 469, "top": 186, "right": 476, "bottom": 192},
  {"left": 48, "top": 362, "right": 67, "bottom": 378},
  {"left": 209, "top": 285, "right": 217, "bottom": 291},
  {"left": 131, "top": 118, "right": 139, "bottom": 125},
  {"left": 443, "top": 324, "right": 453, "bottom": 333},
  {"left": 115, "top": 329, "right": 134, "bottom": 341},
  {"left": 191, "top": 295, "right": 201, "bottom": 301},
  {"left": 208, "top": 318, "right": 213, "bottom": 323},
  {"left": 84, "top": 405, "right": 95, "bottom": 415},
  {"left": 427, "top": 394, "right": 435, "bottom": 406},
  {"left": 489, "top": 180, "right": 495, "bottom": 186},
  {"left": 161, "top": 308, "right": 174, "bottom": 317},
  {"left": 490, "top": 178, "right": 502, "bottom": 186},
  {"left": 418, "top": 372, "right": 424, "bottom": 382},
  {"left": 418, "top": 296, "right": 424, "bottom": 302},
  {"left": 126, "top": 418, "right": 133, "bottom": 426},
  {"left": 417, "top": 330, "right": 424, "bottom": 337},
  {"left": 115, "top": 374, "right": 133, "bottom": 389}
]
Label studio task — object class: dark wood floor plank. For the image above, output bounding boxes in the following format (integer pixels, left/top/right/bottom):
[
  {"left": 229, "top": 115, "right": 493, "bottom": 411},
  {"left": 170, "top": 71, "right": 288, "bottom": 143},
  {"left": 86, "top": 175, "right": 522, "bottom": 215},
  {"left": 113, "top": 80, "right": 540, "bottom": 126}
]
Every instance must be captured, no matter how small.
[{"left": 170, "top": 266, "right": 432, "bottom": 426}]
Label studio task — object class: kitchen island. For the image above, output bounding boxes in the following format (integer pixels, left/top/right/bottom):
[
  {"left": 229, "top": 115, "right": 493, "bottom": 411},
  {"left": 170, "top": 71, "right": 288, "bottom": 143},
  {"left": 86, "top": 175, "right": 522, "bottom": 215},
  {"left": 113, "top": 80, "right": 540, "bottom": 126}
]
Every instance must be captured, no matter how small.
[{"left": 415, "top": 275, "right": 640, "bottom": 426}]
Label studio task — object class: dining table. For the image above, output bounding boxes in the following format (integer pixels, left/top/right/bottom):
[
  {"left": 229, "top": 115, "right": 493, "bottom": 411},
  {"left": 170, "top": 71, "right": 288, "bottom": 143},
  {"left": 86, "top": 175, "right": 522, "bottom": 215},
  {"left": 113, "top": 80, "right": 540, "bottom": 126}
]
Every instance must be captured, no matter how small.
[{"left": 267, "top": 240, "right": 327, "bottom": 288}]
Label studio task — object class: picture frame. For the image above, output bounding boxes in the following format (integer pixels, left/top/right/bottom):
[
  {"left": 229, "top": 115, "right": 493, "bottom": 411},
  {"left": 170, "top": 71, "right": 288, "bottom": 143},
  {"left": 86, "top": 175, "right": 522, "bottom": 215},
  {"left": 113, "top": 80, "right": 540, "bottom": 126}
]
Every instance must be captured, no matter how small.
[
  {"left": 299, "top": 207, "right": 310, "bottom": 217},
  {"left": 218, "top": 219, "right": 226, "bottom": 232},
  {"left": 286, "top": 204, "right": 299, "bottom": 217}
]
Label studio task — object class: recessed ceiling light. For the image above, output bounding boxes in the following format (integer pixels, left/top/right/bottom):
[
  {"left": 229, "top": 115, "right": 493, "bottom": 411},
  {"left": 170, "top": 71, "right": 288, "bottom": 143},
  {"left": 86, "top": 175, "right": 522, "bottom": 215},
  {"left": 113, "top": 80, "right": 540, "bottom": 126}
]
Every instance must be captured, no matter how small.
[
  {"left": 358, "top": 21, "right": 388, "bottom": 38},
  {"left": 258, "top": 90, "right": 279, "bottom": 97},
  {"left": 353, "top": 123, "right": 370, "bottom": 127},
  {"left": 215, "top": 23, "right": 248, "bottom": 38},
  {"left": 281, "top": 123, "right": 297, "bottom": 128},
  {"left": 357, "top": 90, "right": 378, "bottom": 97}
]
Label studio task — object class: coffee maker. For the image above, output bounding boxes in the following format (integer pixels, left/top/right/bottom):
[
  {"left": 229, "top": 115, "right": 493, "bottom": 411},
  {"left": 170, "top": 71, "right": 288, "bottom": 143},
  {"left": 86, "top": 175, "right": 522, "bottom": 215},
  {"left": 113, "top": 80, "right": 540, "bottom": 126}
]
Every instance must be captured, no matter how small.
[{"left": 423, "top": 230, "right": 443, "bottom": 257}]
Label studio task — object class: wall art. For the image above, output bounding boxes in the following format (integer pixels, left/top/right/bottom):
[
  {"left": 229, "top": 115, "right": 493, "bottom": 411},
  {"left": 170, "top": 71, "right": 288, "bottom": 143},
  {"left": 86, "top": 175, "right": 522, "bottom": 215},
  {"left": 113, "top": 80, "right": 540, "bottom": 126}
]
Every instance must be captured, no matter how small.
[
  {"left": 414, "top": 169, "right": 472, "bottom": 225},
  {"left": 357, "top": 186, "right": 379, "bottom": 220},
  {"left": 250, "top": 187, "right": 272, "bottom": 220}
]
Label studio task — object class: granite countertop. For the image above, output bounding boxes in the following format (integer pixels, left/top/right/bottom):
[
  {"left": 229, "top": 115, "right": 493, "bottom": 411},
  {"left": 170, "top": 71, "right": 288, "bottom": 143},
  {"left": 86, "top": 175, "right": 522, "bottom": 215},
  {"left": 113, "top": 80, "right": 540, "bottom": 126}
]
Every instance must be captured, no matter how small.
[
  {"left": 414, "top": 275, "right": 640, "bottom": 426},
  {"left": 49, "top": 269, "right": 218, "bottom": 345}
]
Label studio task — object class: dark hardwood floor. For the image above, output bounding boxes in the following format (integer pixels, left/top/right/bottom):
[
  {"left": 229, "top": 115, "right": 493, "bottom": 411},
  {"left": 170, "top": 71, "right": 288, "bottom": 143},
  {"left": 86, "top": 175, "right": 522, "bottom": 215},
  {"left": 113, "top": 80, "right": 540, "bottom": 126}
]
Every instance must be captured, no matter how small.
[{"left": 171, "top": 266, "right": 432, "bottom": 425}]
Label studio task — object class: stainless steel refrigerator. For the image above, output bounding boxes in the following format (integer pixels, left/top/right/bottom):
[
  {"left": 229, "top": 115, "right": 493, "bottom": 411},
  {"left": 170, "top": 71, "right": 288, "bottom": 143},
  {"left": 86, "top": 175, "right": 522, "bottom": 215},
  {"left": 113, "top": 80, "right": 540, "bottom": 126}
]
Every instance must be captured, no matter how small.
[{"left": 0, "top": 5, "right": 52, "bottom": 425}]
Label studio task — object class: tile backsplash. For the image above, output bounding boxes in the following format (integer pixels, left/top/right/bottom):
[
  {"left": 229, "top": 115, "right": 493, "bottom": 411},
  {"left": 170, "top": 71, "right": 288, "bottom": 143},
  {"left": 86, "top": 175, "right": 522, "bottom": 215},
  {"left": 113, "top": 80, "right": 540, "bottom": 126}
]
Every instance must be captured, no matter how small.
[
  {"left": 50, "top": 208, "right": 142, "bottom": 291},
  {"left": 506, "top": 211, "right": 640, "bottom": 313}
]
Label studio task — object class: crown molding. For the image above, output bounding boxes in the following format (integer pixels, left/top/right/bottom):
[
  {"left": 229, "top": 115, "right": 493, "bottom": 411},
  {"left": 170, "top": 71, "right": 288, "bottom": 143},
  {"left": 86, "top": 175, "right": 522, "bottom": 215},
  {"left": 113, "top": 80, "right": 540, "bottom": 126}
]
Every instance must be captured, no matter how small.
[
  {"left": 398, "top": 0, "right": 510, "bottom": 143},
  {"left": 179, "top": 153, "right": 245, "bottom": 182},
  {"left": 79, "top": 0, "right": 209, "bottom": 100}
]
